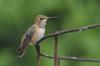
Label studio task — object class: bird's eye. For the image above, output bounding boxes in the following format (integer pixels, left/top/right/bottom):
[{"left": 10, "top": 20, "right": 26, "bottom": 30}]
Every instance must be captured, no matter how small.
[{"left": 40, "top": 18, "right": 44, "bottom": 20}]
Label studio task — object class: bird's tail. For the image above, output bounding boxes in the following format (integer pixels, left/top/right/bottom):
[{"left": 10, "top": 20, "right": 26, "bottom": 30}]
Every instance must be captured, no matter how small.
[{"left": 17, "top": 46, "right": 25, "bottom": 58}]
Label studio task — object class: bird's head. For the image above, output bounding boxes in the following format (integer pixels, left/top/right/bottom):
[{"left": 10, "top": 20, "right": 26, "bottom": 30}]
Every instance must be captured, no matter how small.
[
  {"left": 35, "top": 15, "right": 62, "bottom": 28},
  {"left": 35, "top": 15, "right": 48, "bottom": 28}
]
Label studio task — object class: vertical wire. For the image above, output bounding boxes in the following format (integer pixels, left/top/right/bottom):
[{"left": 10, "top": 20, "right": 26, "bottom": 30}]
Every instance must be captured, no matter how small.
[
  {"left": 35, "top": 44, "right": 40, "bottom": 66},
  {"left": 54, "top": 35, "right": 58, "bottom": 66}
]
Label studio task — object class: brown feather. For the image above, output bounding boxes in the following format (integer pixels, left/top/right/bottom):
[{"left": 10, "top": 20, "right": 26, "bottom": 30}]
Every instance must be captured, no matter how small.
[{"left": 17, "top": 25, "right": 36, "bottom": 58}]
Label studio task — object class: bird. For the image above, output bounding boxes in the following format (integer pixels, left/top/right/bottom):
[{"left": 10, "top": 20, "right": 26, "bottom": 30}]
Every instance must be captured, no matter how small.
[{"left": 17, "top": 15, "right": 59, "bottom": 58}]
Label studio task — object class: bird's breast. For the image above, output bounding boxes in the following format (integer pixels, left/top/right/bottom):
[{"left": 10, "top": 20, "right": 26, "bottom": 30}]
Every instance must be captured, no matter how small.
[
  {"left": 31, "top": 27, "right": 45, "bottom": 44},
  {"left": 37, "top": 28, "right": 45, "bottom": 38}
]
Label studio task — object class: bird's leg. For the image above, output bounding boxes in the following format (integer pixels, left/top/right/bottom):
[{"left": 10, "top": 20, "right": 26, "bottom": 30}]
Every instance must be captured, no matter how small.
[{"left": 35, "top": 44, "right": 40, "bottom": 66}]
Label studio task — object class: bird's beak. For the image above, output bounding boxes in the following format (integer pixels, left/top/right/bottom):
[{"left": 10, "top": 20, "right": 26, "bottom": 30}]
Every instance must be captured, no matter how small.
[{"left": 47, "top": 17, "right": 63, "bottom": 19}]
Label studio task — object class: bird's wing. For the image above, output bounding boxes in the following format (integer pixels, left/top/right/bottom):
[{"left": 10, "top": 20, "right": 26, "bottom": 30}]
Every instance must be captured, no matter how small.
[{"left": 17, "top": 25, "right": 36, "bottom": 57}]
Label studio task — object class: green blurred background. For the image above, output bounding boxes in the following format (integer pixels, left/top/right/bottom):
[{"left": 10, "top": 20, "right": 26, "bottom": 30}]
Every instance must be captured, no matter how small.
[{"left": 0, "top": 0, "right": 100, "bottom": 66}]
